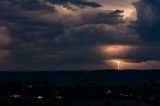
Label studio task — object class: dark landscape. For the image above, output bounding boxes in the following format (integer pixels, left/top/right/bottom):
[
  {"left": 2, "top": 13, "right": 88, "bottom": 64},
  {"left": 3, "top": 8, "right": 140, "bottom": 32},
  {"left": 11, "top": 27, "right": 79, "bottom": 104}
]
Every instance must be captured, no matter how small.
[{"left": 0, "top": 70, "right": 159, "bottom": 106}]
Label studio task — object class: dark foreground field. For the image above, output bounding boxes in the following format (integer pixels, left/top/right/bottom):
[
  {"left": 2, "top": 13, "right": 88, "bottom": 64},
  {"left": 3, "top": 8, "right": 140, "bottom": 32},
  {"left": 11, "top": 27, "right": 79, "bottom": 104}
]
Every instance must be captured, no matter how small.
[{"left": 0, "top": 70, "right": 160, "bottom": 106}]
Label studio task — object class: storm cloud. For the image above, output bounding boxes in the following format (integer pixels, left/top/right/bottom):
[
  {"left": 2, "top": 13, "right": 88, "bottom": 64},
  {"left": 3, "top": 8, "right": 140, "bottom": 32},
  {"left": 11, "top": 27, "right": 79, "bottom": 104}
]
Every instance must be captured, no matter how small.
[
  {"left": 133, "top": 0, "right": 160, "bottom": 42},
  {"left": 0, "top": 0, "right": 159, "bottom": 70}
]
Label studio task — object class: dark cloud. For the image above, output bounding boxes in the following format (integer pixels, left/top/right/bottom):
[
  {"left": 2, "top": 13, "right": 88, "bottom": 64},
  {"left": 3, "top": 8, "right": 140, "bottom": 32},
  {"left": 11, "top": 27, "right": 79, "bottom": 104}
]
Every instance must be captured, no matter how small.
[
  {"left": 133, "top": 0, "right": 160, "bottom": 42},
  {"left": 0, "top": 0, "right": 126, "bottom": 69},
  {"left": 116, "top": 45, "right": 160, "bottom": 63},
  {"left": 47, "top": 0, "right": 101, "bottom": 8},
  {"left": 126, "top": 45, "right": 160, "bottom": 62},
  {"left": 8, "top": 0, "right": 53, "bottom": 11},
  {"left": 82, "top": 11, "right": 124, "bottom": 25},
  {"left": 0, "top": 0, "right": 101, "bottom": 11},
  {"left": 55, "top": 24, "right": 140, "bottom": 46},
  {"left": 0, "top": 0, "right": 159, "bottom": 70}
]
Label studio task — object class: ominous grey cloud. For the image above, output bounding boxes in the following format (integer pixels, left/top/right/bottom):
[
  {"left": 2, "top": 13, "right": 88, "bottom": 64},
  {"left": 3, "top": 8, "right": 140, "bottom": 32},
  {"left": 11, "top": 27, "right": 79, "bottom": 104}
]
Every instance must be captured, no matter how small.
[
  {"left": 127, "top": 46, "right": 160, "bottom": 62},
  {"left": 0, "top": 0, "right": 130, "bottom": 70},
  {"left": 55, "top": 24, "right": 140, "bottom": 46},
  {"left": 133, "top": 0, "right": 160, "bottom": 42},
  {"left": 0, "top": 0, "right": 159, "bottom": 70},
  {"left": 47, "top": 0, "right": 101, "bottom": 7}
]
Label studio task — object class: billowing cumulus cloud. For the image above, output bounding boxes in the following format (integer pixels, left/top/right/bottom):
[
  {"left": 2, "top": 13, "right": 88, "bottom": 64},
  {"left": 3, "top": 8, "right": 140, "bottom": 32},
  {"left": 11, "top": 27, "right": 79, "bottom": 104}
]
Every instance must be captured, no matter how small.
[
  {"left": 0, "top": 0, "right": 159, "bottom": 70},
  {"left": 55, "top": 24, "right": 140, "bottom": 46}
]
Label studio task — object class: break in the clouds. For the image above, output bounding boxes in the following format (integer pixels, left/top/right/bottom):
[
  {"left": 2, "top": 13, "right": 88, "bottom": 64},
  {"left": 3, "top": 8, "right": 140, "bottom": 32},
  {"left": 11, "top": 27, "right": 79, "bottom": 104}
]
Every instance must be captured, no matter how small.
[{"left": 0, "top": 0, "right": 159, "bottom": 70}]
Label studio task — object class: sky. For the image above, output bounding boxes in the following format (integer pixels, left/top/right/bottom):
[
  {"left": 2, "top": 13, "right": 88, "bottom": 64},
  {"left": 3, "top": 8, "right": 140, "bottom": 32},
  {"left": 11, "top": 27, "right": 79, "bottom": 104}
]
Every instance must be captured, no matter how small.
[{"left": 0, "top": 0, "right": 160, "bottom": 70}]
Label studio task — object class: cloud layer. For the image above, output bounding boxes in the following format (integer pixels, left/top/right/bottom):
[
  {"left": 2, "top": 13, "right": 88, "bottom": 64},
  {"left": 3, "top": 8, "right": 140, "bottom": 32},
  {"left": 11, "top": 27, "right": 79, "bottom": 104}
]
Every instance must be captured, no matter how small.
[
  {"left": 133, "top": 0, "right": 160, "bottom": 42},
  {"left": 0, "top": 0, "right": 159, "bottom": 70}
]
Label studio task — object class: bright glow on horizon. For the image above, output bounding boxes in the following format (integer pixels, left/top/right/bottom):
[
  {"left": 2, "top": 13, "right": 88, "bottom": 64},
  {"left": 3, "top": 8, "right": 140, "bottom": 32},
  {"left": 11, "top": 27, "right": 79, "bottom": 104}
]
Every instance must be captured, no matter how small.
[
  {"left": 112, "top": 60, "right": 122, "bottom": 70},
  {"left": 101, "top": 45, "right": 132, "bottom": 56},
  {"left": 117, "top": 60, "right": 120, "bottom": 70},
  {"left": 100, "top": 45, "right": 132, "bottom": 70}
]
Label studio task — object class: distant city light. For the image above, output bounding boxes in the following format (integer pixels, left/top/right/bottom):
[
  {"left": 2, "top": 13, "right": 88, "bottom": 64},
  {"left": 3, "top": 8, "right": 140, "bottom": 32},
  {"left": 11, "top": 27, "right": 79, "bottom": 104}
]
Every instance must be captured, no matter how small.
[
  {"left": 55, "top": 96, "right": 62, "bottom": 99},
  {"left": 120, "top": 93, "right": 129, "bottom": 97},
  {"left": 105, "top": 90, "right": 112, "bottom": 95},
  {"left": 37, "top": 96, "right": 44, "bottom": 99},
  {"left": 10, "top": 94, "right": 20, "bottom": 98}
]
